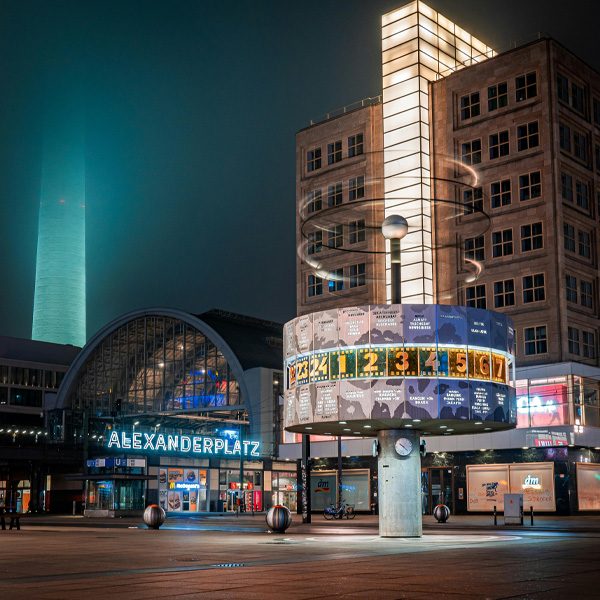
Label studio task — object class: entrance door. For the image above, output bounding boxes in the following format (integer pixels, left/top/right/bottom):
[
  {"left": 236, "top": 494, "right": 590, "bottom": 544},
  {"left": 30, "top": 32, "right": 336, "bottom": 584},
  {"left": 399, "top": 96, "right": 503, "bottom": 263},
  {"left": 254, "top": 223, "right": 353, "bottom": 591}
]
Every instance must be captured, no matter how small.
[{"left": 423, "top": 467, "right": 454, "bottom": 514}]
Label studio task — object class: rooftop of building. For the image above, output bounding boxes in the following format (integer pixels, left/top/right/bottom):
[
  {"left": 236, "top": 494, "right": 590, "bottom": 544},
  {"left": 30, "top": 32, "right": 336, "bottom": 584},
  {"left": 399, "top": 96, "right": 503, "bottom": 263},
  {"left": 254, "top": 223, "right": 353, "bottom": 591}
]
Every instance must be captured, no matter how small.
[{"left": 0, "top": 335, "right": 81, "bottom": 367}]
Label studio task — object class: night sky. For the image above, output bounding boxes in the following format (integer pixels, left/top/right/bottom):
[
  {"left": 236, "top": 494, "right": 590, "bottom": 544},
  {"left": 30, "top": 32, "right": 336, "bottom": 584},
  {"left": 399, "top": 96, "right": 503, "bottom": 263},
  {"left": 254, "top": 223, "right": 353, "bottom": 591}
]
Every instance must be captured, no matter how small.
[{"left": 1, "top": 0, "right": 599, "bottom": 343}]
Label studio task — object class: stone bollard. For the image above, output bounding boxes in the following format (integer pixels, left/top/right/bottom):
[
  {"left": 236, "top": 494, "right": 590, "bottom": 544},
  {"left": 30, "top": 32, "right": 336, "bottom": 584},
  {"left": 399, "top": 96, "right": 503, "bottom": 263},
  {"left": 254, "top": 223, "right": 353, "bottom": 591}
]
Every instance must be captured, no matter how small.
[
  {"left": 265, "top": 505, "right": 292, "bottom": 533},
  {"left": 143, "top": 504, "right": 166, "bottom": 530}
]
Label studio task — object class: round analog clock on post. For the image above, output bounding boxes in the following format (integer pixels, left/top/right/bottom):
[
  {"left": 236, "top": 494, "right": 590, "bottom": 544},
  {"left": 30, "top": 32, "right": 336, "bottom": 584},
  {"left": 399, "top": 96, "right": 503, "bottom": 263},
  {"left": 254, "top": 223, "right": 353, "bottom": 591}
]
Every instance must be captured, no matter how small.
[{"left": 394, "top": 438, "right": 413, "bottom": 457}]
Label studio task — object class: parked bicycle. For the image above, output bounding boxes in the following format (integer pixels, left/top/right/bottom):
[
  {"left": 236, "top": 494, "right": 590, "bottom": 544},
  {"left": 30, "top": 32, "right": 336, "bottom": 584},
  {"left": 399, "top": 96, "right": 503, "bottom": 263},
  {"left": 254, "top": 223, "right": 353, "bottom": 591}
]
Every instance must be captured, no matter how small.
[{"left": 323, "top": 500, "right": 356, "bottom": 520}]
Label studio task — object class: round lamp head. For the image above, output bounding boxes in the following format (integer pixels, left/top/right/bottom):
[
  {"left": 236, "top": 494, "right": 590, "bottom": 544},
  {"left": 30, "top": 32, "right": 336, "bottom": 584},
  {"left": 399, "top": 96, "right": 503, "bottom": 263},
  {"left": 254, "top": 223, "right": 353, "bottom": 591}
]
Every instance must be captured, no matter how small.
[{"left": 381, "top": 215, "right": 408, "bottom": 240}]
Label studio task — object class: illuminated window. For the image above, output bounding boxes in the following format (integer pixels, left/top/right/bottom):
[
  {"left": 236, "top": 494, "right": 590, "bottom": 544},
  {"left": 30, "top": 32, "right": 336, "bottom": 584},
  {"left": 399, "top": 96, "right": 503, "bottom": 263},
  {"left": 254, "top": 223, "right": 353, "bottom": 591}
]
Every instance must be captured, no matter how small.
[
  {"left": 564, "top": 223, "right": 576, "bottom": 252},
  {"left": 348, "top": 219, "right": 365, "bottom": 244},
  {"left": 516, "top": 72, "right": 537, "bottom": 102},
  {"left": 583, "top": 331, "right": 596, "bottom": 358},
  {"left": 306, "top": 189, "right": 322, "bottom": 213},
  {"left": 349, "top": 263, "right": 366, "bottom": 288},
  {"left": 461, "top": 139, "right": 481, "bottom": 165},
  {"left": 517, "top": 121, "right": 539, "bottom": 151},
  {"left": 327, "top": 182, "right": 343, "bottom": 207},
  {"left": 490, "top": 179, "right": 511, "bottom": 208},
  {"left": 328, "top": 268, "right": 344, "bottom": 293},
  {"left": 464, "top": 235, "right": 485, "bottom": 261},
  {"left": 348, "top": 176, "right": 365, "bottom": 201},
  {"left": 327, "top": 140, "right": 342, "bottom": 165},
  {"left": 489, "top": 130, "right": 509, "bottom": 159},
  {"left": 559, "top": 123, "right": 571, "bottom": 152},
  {"left": 521, "top": 222, "right": 543, "bottom": 252},
  {"left": 460, "top": 92, "right": 480, "bottom": 120},
  {"left": 566, "top": 275, "right": 578, "bottom": 303},
  {"left": 578, "top": 230, "right": 591, "bottom": 258},
  {"left": 573, "top": 131, "right": 588, "bottom": 162},
  {"left": 523, "top": 274, "right": 545, "bottom": 303},
  {"left": 466, "top": 284, "right": 486, "bottom": 309},
  {"left": 581, "top": 280, "right": 593, "bottom": 308},
  {"left": 557, "top": 74, "right": 569, "bottom": 103},
  {"left": 327, "top": 224, "right": 343, "bottom": 249},
  {"left": 524, "top": 325, "right": 547, "bottom": 355},
  {"left": 307, "top": 231, "right": 322, "bottom": 255},
  {"left": 488, "top": 82, "right": 507, "bottom": 111},
  {"left": 307, "top": 274, "right": 323, "bottom": 297},
  {"left": 519, "top": 171, "right": 541, "bottom": 201},
  {"left": 307, "top": 147, "right": 321, "bottom": 172},
  {"left": 348, "top": 134, "right": 363, "bottom": 158},
  {"left": 575, "top": 181, "right": 589, "bottom": 211},
  {"left": 492, "top": 229, "right": 512, "bottom": 257},
  {"left": 463, "top": 186, "right": 483, "bottom": 214},
  {"left": 571, "top": 82, "right": 585, "bottom": 114},
  {"left": 561, "top": 172, "right": 573, "bottom": 203},
  {"left": 568, "top": 326, "right": 580, "bottom": 355},
  {"left": 493, "top": 279, "right": 515, "bottom": 308}
]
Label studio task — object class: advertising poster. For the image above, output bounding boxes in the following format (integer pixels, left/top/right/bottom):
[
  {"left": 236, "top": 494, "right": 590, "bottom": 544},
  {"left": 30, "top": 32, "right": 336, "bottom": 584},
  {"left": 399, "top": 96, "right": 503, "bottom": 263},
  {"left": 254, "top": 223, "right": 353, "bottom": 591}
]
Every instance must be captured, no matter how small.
[
  {"left": 294, "top": 314, "right": 313, "bottom": 354},
  {"left": 509, "top": 462, "right": 555, "bottom": 511},
  {"left": 489, "top": 311, "right": 507, "bottom": 352},
  {"left": 371, "top": 379, "right": 405, "bottom": 420},
  {"left": 576, "top": 463, "right": 600, "bottom": 510},
  {"left": 168, "top": 468, "right": 184, "bottom": 484},
  {"left": 312, "top": 381, "right": 339, "bottom": 422},
  {"left": 313, "top": 310, "right": 338, "bottom": 351},
  {"left": 283, "top": 389, "right": 296, "bottom": 428},
  {"left": 467, "top": 464, "right": 510, "bottom": 511},
  {"left": 338, "top": 380, "right": 372, "bottom": 420},
  {"left": 404, "top": 378, "right": 438, "bottom": 419},
  {"left": 467, "top": 307, "right": 491, "bottom": 349},
  {"left": 518, "top": 383, "right": 569, "bottom": 427},
  {"left": 338, "top": 306, "right": 370, "bottom": 347},
  {"left": 283, "top": 321, "right": 296, "bottom": 358},
  {"left": 403, "top": 304, "right": 436, "bottom": 344},
  {"left": 436, "top": 305, "right": 467, "bottom": 345},
  {"left": 296, "top": 385, "right": 313, "bottom": 424},
  {"left": 491, "top": 382, "right": 511, "bottom": 423},
  {"left": 369, "top": 304, "right": 404, "bottom": 345},
  {"left": 438, "top": 379, "right": 470, "bottom": 419},
  {"left": 311, "top": 473, "right": 337, "bottom": 510},
  {"left": 167, "top": 491, "right": 182, "bottom": 512},
  {"left": 470, "top": 381, "right": 493, "bottom": 421}
]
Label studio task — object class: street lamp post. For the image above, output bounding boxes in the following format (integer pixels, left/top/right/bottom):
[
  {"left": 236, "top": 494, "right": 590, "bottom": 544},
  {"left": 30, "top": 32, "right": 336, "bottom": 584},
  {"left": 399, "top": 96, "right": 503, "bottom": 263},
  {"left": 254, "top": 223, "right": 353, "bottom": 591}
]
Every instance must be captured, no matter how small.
[{"left": 381, "top": 215, "right": 408, "bottom": 304}]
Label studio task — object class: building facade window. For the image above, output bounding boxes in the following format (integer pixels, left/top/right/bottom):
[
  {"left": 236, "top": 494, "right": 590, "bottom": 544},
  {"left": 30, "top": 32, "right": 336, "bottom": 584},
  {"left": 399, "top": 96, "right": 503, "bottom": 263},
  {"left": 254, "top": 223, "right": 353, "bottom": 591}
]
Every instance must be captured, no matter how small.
[
  {"left": 348, "top": 219, "right": 366, "bottom": 244},
  {"left": 466, "top": 284, "right": 486, "bottom": 309},
  {"left": 566, "top": 275, "right": 578, "bottom": 303},
  {"left": 557, "top": 74, "right": 569, "bottom": 103},
  {"left": 524, "top": 325, "right": 547, "bottom": 355},
  {"left": 517, "top": 121, "right": 539, "bottom": 151},
  {"left": 307, "top": 231, "right": 322, "bottom": 255},
  {"left": 568, "top": 326, "right": 580, "bottom": 355},
  {"left": 583, "top": 331, "right": 596, "bottom": 358},
  {"left": 493, "top": 279, "right": 515, "bottom": 308},
  {"left": 594, "top": 98, "right": 600, "bottom": 127},
  {"left": 571, "top": 82, "right": 585, "bottom": 115},
  {"left": 463, "top": 187, "right": 483, "bottom": 214},
  {"left": 307, "top": 147, "right": 321, "bottom": 172},
  {"left": 461, "top": 139, "right": 481, "bottom": 165},
  {"left": 521, "top": 222, "right": 543, "bottom": 252},
  {"left": 492, "top": 229, "right": 513, "bottom": 257},
  {"left": 595, "top": 145, "right": 600, "bottom": 173},
  {"left": 348, "top": 176, "right": 365, "bottom": 201},
  {"left": 460, "top": 92, "right": 480, "bottom": 120},
  {"left": 573, "top": 130, "right": 588, "bottom": 162},
  {"left": 578, "top": 230, "right": 591, "bottom": 258},
  {"left": 559, "top": 123, "right": 571, "bottom": 152},
  {"left": 327, "top": 140, "right": 342, "bottom": 165},
  {"left": 489, "top": 130, "right": 509, "bottom": 159},
  {"left": 581, "top": 280, "right": 594, "bottom": 308},
  {"left": 327, "top": 224, "right": 343, "bottom": 249},
  {"left": 349, "top": 263, "right": 366, "bottom": 288},
  {"left": 516, "top": 72, "right": 537, "bottom": 101},
  {"left": 564, "top": 223, "right": 576, "bottom": 252},
  {"left": 519, "top": 171, "right": 541, "bottom": 201},
  {"left": 308, "top": 274, "right": 323, "bottom": 297},
  {"left": 328, "top": 268, "right": 344, "bottom": 293},
  {"left": 348, "top": 133, "right": 364, "bottom": 158},
  {"left": 575, "top": 180, "right": 589, "bottom": 210},
  {"left": 307, "top": 189, "right": 322, "bottom": 213},
  {"left": 523, "top": 273, "right": 545, "bottom": 303},
  {"left": 488, "top": 82, "right": 507, "bottom": 111},
  {"left": 327, "top": 182, "right": 343, "bottom": 207},
  {"left": 561, "top": 172, "right": 573, "bottom": 203},
  {"left": 490, "top": 179, "right": 511, "bottom": 208},
  {"left": 464, "top": 235, "right": 485, "bottom": 261}
]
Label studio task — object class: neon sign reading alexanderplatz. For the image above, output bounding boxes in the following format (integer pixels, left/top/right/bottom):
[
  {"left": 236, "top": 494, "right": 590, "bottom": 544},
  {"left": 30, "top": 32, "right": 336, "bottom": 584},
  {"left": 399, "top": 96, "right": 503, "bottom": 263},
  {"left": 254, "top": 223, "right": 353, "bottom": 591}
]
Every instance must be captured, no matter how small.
[{"left": 106, "top": 430, "right": 260, "bottom": 457}]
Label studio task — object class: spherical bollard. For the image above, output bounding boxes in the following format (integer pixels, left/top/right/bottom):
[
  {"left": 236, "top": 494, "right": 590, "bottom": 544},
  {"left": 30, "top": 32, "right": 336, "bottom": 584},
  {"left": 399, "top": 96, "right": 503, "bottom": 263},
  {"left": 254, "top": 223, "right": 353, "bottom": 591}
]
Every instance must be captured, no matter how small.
[
  {"left": 143, "top": 504, "right": 166, "bottom": 530},
  {"left": 433, "top": 504, "right": 450, "bottom": 523},
  {"left": 265, "top": 505, "right": 292, "bottom": 533}
]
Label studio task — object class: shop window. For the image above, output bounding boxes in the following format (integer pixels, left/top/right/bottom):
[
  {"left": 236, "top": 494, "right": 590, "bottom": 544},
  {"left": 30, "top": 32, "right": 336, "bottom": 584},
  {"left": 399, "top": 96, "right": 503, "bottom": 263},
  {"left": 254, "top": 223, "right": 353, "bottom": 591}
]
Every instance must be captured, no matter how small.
[
  {"left": 464, "top": 235, "right": 485, "bottom": 261},
  {"left": 524, "top": 325, "right": 547, "bottom": 355},
  {"left": 490, "top": 179, "right": 511, "bottom": 208},
  {"left": 517, "top": 121, "right": 539, "bottom": 151},
  {"left": 463, "top": 186, "right": 483, "bottom": 214},
  {"left": 522, "top": 273, "right": 545, "bottom": 303},
  {"left": 492, "top": 229, "right": 512, "bottom": 258},
  {"left": 516, "top": 72, "right": 537, "bottom": 101},
  {"left": 327, "top": 182, "right": 343, "bottom": 207},
  {"left": 521, "top": 222, "right": 543, "bottom": 252},
  {"left": 493, "top": 279, "right": 514, "bottom": 308},
  {"left": 466, "top": 284, "right": 486, "bottom": 309},
  {"left": 461, "top": 139, "right": 481, "bottom": 165},
  {"left": 488, "top": 82, "right": 507, "bottom": 111},
  {"left": 519, "top": 171, "right": 541, "bottom": 201},
  {"left": 327, "top": 140, "right": 342, "bottom": 165},
  {"left": 307, "top": 147, "right": 321, "bottom": 172},
  {"left": 489, "top": 130, "right": 509, "bottom": 159},
  {"left": 460, "top": 91, "right": 480, "bottom": 120},
  {"left": 348, "top": 133, "right": 363, "bottom": 158}
]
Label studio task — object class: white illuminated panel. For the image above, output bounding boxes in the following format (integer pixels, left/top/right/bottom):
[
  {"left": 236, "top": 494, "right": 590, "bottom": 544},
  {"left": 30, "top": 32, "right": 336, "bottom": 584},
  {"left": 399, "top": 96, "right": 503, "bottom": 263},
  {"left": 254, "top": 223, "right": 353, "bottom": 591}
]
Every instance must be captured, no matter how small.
[{"left": 382, "top": 1, "right": 495, "bottom": 302}]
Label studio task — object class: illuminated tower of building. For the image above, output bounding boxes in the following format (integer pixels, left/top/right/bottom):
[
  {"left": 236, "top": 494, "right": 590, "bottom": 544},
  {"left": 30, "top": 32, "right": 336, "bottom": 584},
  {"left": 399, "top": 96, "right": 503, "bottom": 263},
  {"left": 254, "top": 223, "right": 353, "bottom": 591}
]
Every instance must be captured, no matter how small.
[{"left": 32, "top": 88, "right": 86, "bottom": 347}]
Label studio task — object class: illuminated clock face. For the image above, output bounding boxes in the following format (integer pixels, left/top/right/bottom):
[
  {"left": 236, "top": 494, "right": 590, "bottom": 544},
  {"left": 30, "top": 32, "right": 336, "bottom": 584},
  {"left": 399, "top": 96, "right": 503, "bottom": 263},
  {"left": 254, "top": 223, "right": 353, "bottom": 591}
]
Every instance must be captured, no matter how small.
[{"left": 395, "top": 438, "right": 413, "bottom": 457}]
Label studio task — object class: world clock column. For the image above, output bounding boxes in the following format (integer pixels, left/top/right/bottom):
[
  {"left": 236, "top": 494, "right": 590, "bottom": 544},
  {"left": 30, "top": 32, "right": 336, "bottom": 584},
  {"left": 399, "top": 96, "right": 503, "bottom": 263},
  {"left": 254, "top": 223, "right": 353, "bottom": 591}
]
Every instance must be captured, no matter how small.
[{"left": 377, "top": 429, "right": 422, "bottom": 537}]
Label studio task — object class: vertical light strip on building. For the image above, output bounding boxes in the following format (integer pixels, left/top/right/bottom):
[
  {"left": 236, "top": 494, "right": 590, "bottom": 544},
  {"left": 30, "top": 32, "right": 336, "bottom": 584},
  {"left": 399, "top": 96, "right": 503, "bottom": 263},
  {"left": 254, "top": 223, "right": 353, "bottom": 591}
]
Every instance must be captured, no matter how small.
[{"left": 381, "top": 0, "right": 494, "bottom": 303}]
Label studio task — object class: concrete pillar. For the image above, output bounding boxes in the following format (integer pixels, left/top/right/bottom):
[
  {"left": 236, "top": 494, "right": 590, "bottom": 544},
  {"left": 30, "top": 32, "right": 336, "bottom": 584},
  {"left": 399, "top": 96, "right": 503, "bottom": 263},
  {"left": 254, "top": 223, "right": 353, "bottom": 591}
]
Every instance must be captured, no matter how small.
[{"left": 377, "top": 429, "right": 422, "bottom": 537}]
